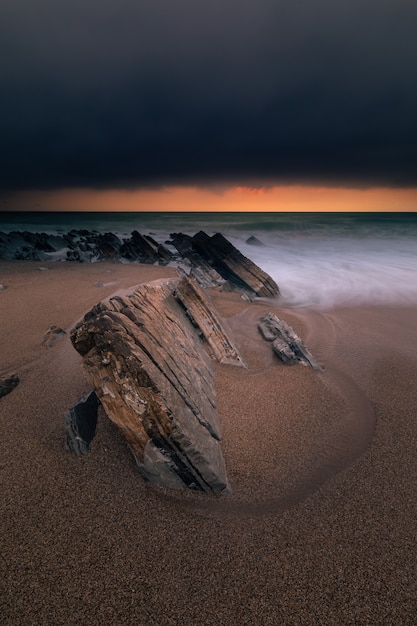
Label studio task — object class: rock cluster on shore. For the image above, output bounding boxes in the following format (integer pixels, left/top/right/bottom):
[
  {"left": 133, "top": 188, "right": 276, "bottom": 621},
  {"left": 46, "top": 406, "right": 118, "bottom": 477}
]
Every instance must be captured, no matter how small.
[
  {"left": 0, "top": 229, "right": 279, "bottom": 299},
  {"left": 0, "top": 229, "right": 172, "bottom": 264},
  {"left": 63, "top": 237, "right": 322, "bottom": 493},
  {"left": 0, "top": 227, "right": 324, "bottom": 494},
  {"left": 171, "top": 231, "right": 279, "bottom": 297}
]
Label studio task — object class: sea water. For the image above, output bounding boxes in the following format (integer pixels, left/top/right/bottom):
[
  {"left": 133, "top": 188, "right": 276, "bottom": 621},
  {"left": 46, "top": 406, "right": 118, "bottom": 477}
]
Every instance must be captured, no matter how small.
[{"left": 1, "top": 211, "right": 416, "bottom": 309}]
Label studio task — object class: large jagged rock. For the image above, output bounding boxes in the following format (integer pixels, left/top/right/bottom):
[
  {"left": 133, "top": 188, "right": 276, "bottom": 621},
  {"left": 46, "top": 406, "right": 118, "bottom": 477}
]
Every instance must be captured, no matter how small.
[
  {"left": 170, "top": 231, "right": 279, "bottom": 297},
  {"left": 70, "top": 277, "right": 243, "bottom": 493},
  {"left": 258, "top": 313, "right": 322, "bottom": 370},
  {"left": 193, "top": 231, "right": 279, "bottom": 297},
  {"left": 169, "top": 233, "right": 226, "bottom": 289},
  {"left": 119, "top": 231, "right": 159, "bottom": 263}
]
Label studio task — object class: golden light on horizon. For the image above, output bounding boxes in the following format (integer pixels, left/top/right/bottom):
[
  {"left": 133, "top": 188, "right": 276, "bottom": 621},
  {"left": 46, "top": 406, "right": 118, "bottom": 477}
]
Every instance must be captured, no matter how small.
[{"left": 4, "top": 185, "right": 417, "bottom": 213}]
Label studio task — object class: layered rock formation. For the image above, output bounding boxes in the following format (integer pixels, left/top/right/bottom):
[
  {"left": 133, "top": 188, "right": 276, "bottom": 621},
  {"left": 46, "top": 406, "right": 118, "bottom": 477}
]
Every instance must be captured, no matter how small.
[
  {"left": 0, "top": 229, "right": 174, "bottom": 265},
  {"left": 0, "top": 228, "right": 279, "bottom": 301},
  {"left": 175, "top": 277, "right": 246, "bottom": 367},
  {"left": 258, "top": 313, "right": 322, "bottom": 370},
  {"left": 69, "top": 277, "right": 246, "bottom": 492},
  {"left": 171, "top": 231, "right": 280, "bottom": 297}
]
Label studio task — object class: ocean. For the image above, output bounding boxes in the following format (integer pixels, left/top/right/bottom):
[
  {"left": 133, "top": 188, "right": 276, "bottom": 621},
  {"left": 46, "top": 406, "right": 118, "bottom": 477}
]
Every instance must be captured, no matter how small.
[{"left": 1, "top": 211, "right": 416, "bottom": 309}]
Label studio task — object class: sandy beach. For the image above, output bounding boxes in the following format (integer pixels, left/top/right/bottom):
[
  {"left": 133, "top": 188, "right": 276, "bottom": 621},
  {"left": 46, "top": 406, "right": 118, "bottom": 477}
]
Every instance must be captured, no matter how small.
[{"left": 1, "top": 261, "right": 416, "bottom": 625}]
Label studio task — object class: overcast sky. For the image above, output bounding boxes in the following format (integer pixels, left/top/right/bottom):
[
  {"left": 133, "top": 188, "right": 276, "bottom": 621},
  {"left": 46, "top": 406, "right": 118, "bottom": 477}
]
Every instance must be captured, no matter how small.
[{"left": 1, "top": 0, "right": 417, "bottom": 193}]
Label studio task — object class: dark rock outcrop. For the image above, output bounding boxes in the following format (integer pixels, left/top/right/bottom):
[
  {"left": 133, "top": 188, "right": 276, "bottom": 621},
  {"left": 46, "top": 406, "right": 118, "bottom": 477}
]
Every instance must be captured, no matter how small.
[
  {"left": 246, "top": 235, "right": 265, "bottom": 246},
  {"left": 0, "top": 229, "right": 174, "bottom": 265},
  {"left": 65, "top": 391, "right": 99, "bottom": 454},
  {"left": 120, "top": 230, "right": 158, "bottom": 262},
  {"left": 258, "top": 313, "right": 322, "bottom": 370},
  {"left": 192, "top": 231, "right": 279, "bottom": 297},
  {"left": 0, "top": 231, "right": 68, "bottom": 261},
  {"left": 170, "top": 231, "right": 279, "bottom": 297},
  {"left": 0, "top": 228, "right": 279, "bottom": 299},
  {"left": 69, "top": 277, "right": 242, "bottom": 493},
  {"left": 95, "top": 232, "right": 123, "bottom": 260},
  {"left": 0, "top": 374, "right": 20, "bottom": 398},
  {"left": 169, "top": 232, "right": 226, "bottom": 289}
]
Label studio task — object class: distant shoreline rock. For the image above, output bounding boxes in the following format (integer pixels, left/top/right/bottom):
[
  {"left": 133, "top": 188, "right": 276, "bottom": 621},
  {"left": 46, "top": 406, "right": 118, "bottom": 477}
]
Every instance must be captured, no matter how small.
[
  {"left": 0, "top": 229, "right": 279, "bottom": 299},
  {"left": 246, "top": 235, "right": 265, "bottom": 246}
]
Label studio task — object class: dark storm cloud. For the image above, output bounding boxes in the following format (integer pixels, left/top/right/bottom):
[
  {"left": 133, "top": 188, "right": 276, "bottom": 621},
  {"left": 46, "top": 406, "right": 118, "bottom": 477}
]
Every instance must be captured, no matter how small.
[{"left": 1, "top": 0, "right": 417, "bottom": 191}]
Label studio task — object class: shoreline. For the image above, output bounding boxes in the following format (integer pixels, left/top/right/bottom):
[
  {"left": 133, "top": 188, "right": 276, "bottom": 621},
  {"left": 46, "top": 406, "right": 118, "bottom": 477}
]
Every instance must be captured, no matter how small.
[{"left": 1, "top": 261, "right": 416, "bottom": 623}]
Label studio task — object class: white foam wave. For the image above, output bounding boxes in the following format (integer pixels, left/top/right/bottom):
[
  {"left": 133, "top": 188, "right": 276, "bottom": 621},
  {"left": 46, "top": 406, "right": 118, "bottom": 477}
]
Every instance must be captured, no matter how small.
[{"left": 233, "top": 234, "right": 417, "bottom": 309}]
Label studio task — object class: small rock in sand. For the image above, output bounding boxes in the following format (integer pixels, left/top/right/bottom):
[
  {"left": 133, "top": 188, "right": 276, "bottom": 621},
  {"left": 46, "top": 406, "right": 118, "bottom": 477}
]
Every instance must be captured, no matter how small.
[
  {"left": 0, "top": 374, "right": 20, "bottom": 398},
  {"left": 42, "top": 326, "right": 67, "bottom": 349}
]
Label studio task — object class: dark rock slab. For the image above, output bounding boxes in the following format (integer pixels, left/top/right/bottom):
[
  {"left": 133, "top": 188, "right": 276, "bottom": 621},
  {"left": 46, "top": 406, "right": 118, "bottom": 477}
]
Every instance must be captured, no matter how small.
[
  {"left": 169, "top": 232, "right": 194, "bottom": 256},
  {"left": 170, "top": 231, "right": 279, "bottom": 297},
  {"left": 192, "top": 231, "right": 279, "bottom": 297},
  {"left": 258, "top": 313, "right": 322, "bottom": 370},
  {"left": 119, "top": 231, "right": 159, "bottom": 262},
  {"left": 156, "top": 243, "right": 173, "bottom": 265},
  {"left": 70, "top": 277, "right": 233, "bottom": 493},
  {"left": 65, "top": 391, "right": 99, "bottom": 454},
  {"left": 0, "top": 231, "right": 67, "bottom": 260},
  {"left": 0, "top": 374, "right": 20, "bottom": 398},
  {"left": 96, "top": 232, "right": 122, "bottom": 260},
  {"left": 170, "top": 232, "right": 226, "bottom": 289}
]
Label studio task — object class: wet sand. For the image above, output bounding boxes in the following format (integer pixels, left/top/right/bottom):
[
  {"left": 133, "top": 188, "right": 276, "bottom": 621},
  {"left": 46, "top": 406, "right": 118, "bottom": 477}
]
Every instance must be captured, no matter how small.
[{"left": 1, "top": 261, "right": 416, "bottom": 624}]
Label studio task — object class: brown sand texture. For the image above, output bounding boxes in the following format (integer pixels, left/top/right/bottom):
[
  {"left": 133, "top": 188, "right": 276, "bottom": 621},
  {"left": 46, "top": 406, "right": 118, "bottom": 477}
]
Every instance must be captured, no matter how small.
[{"left": 1, "top": 261, "right": 416, "bottom": 625}]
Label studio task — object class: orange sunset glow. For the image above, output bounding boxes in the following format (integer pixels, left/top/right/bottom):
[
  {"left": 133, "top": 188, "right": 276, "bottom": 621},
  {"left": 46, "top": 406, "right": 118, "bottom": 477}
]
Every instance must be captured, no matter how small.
[{"left": 6, "top": 185, "right": 417, "bottom": 213}]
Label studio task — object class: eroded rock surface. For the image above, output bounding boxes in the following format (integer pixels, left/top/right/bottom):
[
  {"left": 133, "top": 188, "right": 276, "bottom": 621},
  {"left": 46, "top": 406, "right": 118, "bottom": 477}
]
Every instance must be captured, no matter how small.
[
  {"left": 170, "top": 231, "right": 280, "bottom": 297},
  {"left": 175, "top": 277, "right": 246, "bottom": 367},
  {"left": 258, "top": 313, "right": 322, "bottom": 370},
  {"left": 70, "top": 277, "right": 240, "bottom": 493}
]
